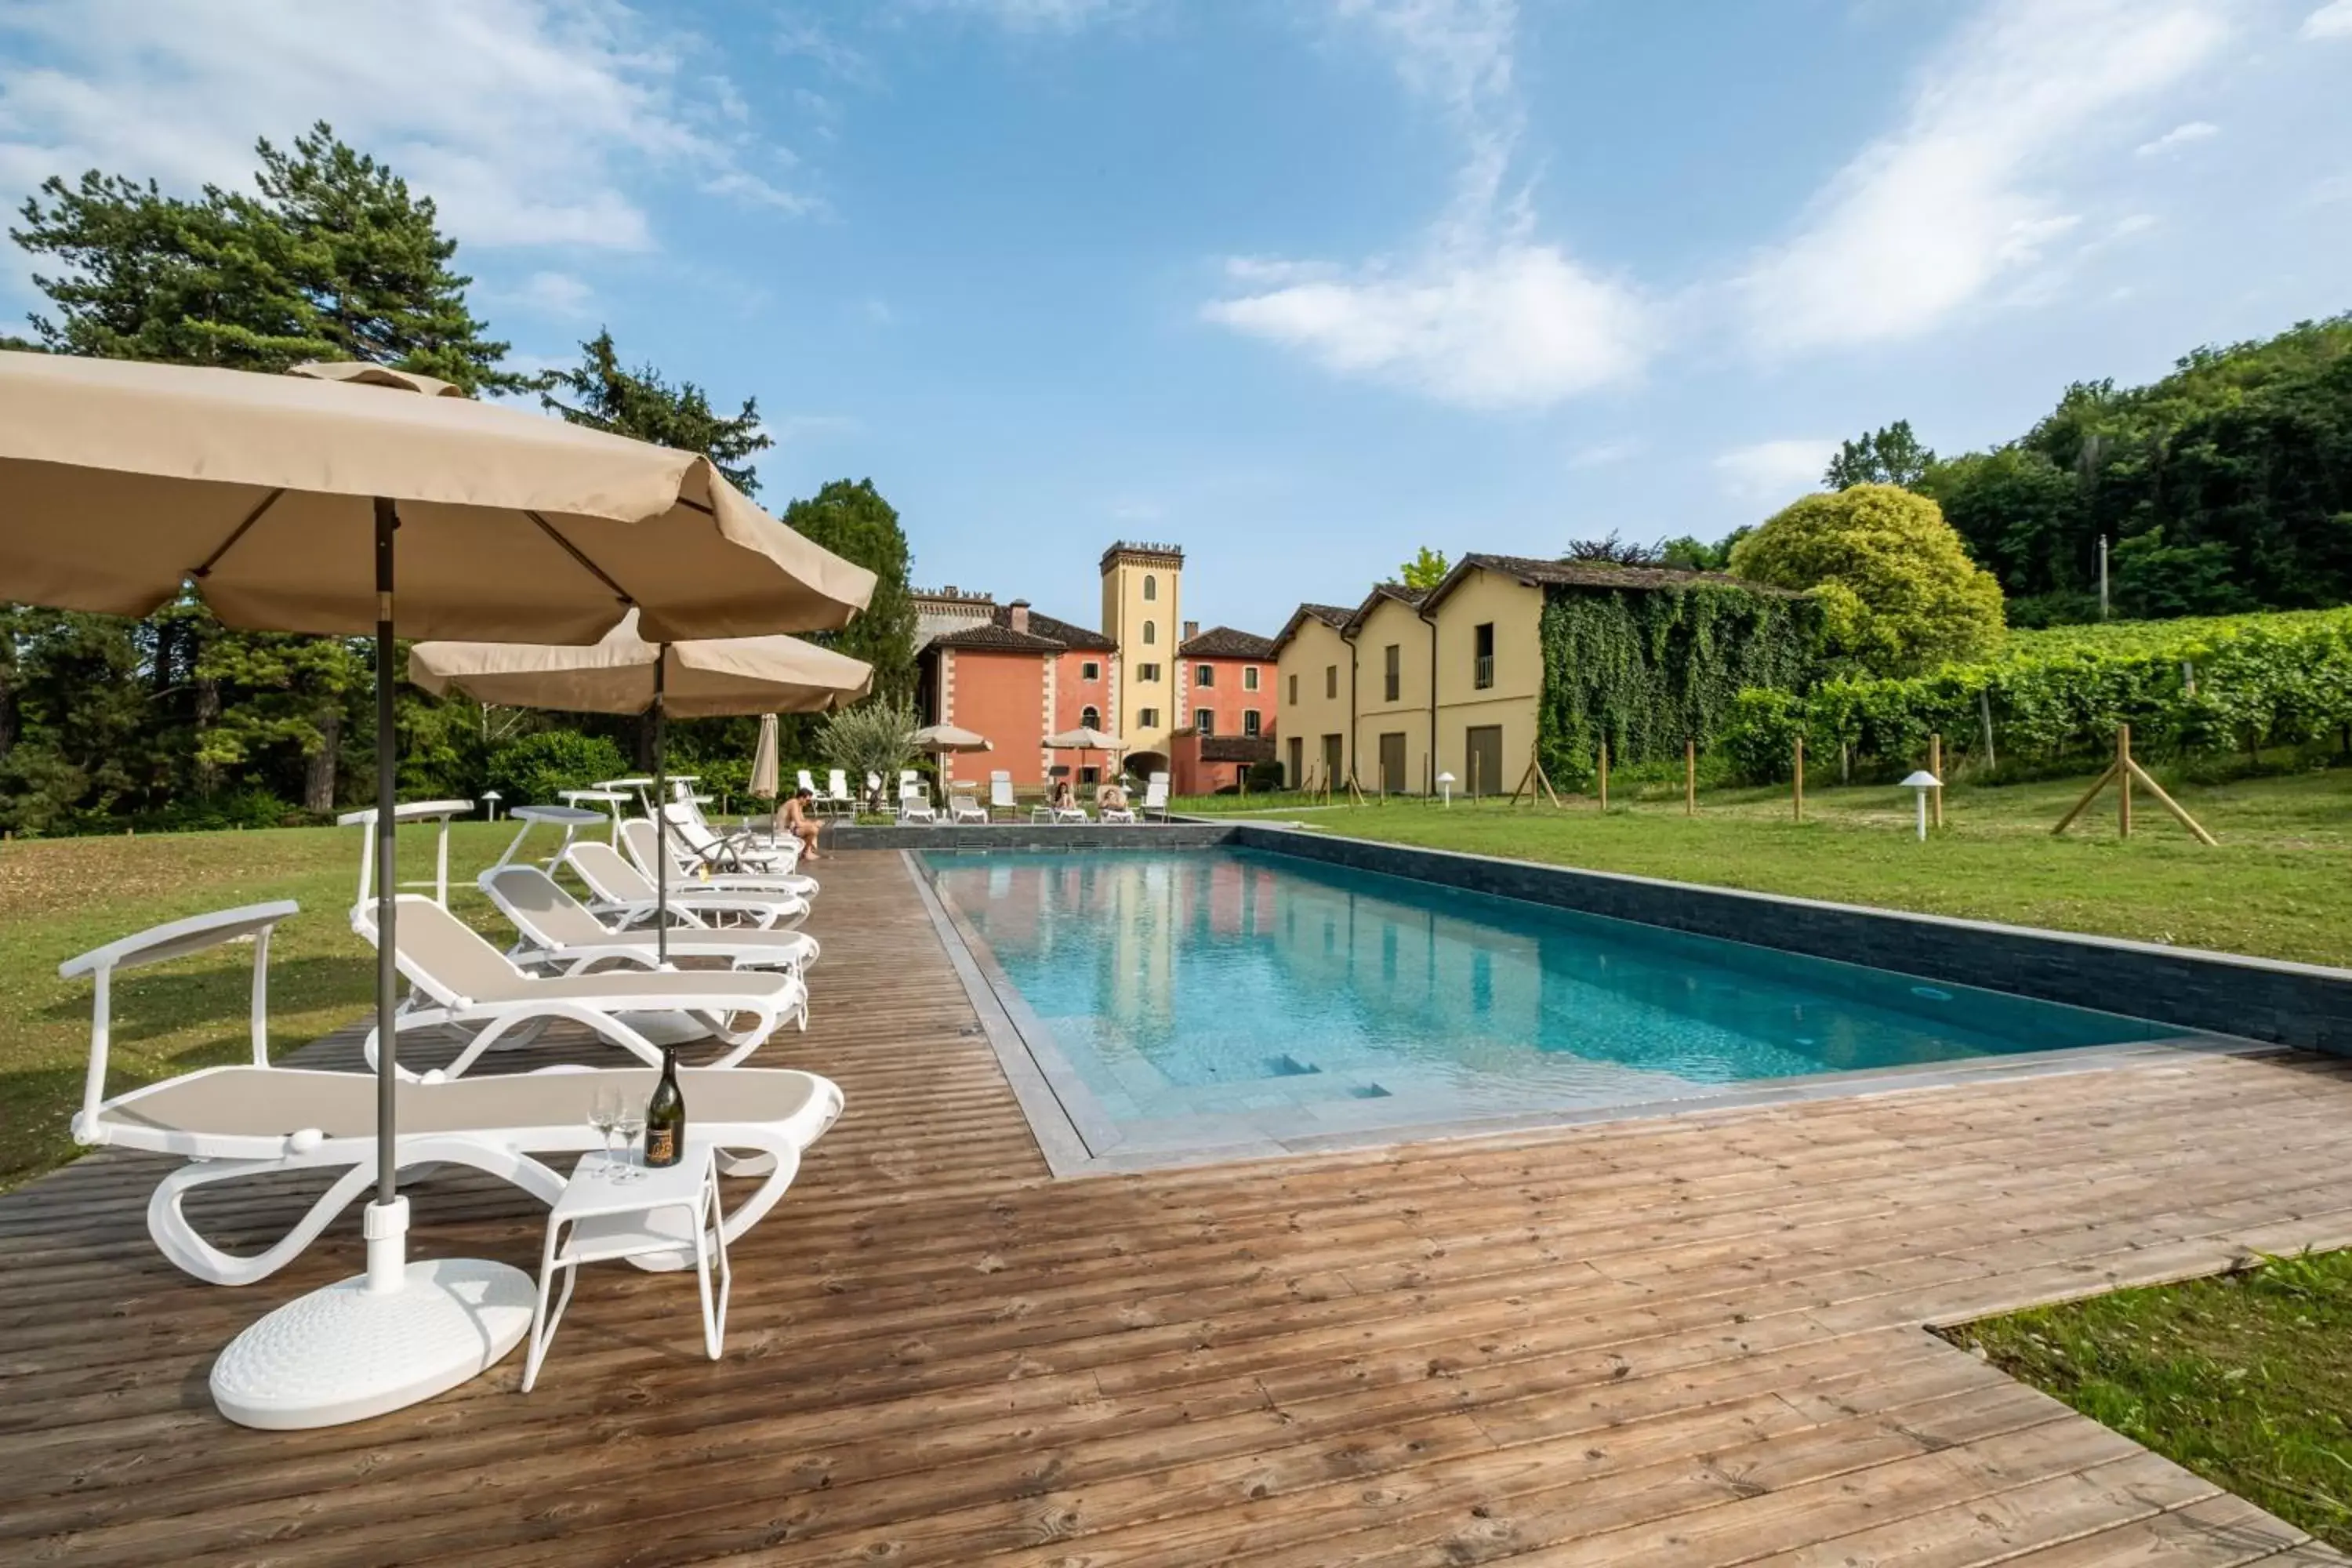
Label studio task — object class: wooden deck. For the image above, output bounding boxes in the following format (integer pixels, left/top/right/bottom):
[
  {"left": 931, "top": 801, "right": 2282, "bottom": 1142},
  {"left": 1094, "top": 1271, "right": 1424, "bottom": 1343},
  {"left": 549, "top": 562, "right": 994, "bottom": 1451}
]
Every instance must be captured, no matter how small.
[{"left": 5, "top": 848, "right": 2350, "bottom": 1566}]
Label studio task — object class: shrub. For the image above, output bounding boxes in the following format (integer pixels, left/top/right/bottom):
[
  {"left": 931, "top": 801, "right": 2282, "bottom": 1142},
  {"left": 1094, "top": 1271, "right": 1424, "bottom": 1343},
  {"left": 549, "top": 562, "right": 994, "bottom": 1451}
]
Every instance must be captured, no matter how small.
[
  {"left": 1731, "top": 485, "right": 2005, "bottom": 677},
  {"left": 486, "top": 730, "right": 631, "bottom": 807},
  {"left": 1245, "top": 758, "right": 1285, "bottom": 790},
  {"left": 817, "top": 699, "right": 917, "bottom": 810}
]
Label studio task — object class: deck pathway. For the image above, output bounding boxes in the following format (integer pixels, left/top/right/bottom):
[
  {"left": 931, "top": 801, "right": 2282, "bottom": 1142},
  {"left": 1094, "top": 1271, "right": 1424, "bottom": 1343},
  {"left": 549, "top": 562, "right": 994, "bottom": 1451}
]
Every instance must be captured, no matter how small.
[{"left": 3, "top": 849, "right": 2349, "bottom": 1566}]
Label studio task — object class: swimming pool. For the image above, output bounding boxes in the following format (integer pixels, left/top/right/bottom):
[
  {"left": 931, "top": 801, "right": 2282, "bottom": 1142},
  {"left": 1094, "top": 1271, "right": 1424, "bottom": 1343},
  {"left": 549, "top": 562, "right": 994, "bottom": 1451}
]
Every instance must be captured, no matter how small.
[{"left": 918, "top": 847, "right": 2201, "bottom": 1168}]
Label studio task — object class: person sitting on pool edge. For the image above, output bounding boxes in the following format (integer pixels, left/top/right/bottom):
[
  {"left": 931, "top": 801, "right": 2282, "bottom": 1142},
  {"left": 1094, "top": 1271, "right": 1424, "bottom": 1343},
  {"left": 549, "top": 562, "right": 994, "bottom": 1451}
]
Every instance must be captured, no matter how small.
[{"left": 781, "top": 786, "right": 824, "bottom": 862}]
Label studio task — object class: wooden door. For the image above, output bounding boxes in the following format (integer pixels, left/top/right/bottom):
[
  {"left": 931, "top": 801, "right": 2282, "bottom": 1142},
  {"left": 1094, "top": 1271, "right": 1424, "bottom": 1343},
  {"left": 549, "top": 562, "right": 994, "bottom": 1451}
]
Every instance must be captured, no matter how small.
[
  {"left": 1378, "top": 731, "right": 1406, "bottom": 794},
  {"left": 1465, "top": 725, "right": 1503, "bottom": 797}
]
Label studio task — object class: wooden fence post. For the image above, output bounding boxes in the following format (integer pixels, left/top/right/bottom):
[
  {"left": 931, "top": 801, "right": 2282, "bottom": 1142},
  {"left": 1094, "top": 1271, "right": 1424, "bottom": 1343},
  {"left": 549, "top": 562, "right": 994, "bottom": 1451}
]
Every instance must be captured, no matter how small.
[
  {"left": 1598, "top": 741, "right": 1609, "bottom": 812},
  {"left": 2117, "top": 724, "right": 2132, "bottom": 840},
  {"left": 1793, "top": 736, "right": 1804, "bottom": 822},
  {"left": 1929, "top": 733, "right": 1944, "bottom": 829},
  {"left": 1978, "top": 688, "right": 1997, "bottom": 772},
  {"left": 1684, "top": 739, "right": 1696, "bottom": 817}
]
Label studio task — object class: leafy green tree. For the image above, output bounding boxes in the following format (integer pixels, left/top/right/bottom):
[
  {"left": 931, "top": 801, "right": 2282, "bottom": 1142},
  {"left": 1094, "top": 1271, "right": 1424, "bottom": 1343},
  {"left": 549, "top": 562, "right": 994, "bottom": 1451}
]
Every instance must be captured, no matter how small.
[
  {"left": 1731, "top": 485, "right": 2005, "bottom": 677},
  {"left": 543, "top": 330, "right": 771, "bottom": 494},
  {"left": 1825, "top": 419, "right": 1936, "bottom": 490},
  {"left": 194, "top": 632, "right": 369, "bottom": 811},
  {"left": 1563, "top": 531, "right": 1663, "bottom": 565},
  {"left": 779, "top": 479, "right": 919, "bottom": 703},
  {"left": 1396, "top": 546, "right": 1450, "bottom": 590},
  {"left": 1658, "top": 528, "right": 1749, "bottom": 572}
]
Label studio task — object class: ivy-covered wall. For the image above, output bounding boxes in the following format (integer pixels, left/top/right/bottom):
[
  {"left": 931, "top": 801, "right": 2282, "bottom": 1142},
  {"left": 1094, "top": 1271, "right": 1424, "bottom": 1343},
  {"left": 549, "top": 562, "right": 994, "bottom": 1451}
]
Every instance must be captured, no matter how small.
[{"left": 1536, "top": 583, "right": 1819, "bottom": 786}]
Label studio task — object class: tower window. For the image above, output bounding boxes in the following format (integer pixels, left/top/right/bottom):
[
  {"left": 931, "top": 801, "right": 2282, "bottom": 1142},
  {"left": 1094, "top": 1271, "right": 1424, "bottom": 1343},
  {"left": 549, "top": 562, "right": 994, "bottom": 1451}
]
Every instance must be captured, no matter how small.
[
  {"left": 1143, "top": 574, "right": 1157, "bottom": 601},
  {"left": 1081, "top": 705, "right": 1101, "bottom": 730},
  {"left": 1143, "top": 620, "right": 1156, "bottom": 644}
]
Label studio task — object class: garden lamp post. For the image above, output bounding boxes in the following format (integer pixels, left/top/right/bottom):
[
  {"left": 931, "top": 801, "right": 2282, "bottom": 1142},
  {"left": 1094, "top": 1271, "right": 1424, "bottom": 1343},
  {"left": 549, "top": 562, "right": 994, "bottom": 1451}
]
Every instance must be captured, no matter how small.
[
  {"left": 1900, "top": 771, "right": 1941, "bottom": 841},
  {"left": 480, "top": 789, "right": 501, "bottom": 822},
  {"left": 1438, "top": 771, "right": 1457, "bottom": 808}
]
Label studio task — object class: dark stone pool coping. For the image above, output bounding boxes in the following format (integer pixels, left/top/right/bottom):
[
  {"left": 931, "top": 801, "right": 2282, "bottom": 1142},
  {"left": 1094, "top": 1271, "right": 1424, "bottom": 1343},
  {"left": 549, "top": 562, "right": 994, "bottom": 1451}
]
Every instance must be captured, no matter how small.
[{"left": 1220, "top": 822, "right": 2351, "bottom": 1055}]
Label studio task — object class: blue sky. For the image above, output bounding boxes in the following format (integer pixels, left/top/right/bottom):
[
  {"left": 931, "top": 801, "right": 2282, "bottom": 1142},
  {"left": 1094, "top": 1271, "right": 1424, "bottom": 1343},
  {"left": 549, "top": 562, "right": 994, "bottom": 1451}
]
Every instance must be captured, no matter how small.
[{"left": 2, "top": 0, "right": 2348, "bottom": 637}]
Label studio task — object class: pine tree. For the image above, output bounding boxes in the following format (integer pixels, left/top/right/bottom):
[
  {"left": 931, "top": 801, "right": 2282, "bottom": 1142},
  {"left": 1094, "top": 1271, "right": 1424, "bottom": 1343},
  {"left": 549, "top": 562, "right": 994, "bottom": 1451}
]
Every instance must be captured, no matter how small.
[{"left": 542, "top": 330, "right": 771, "bottom": 493}]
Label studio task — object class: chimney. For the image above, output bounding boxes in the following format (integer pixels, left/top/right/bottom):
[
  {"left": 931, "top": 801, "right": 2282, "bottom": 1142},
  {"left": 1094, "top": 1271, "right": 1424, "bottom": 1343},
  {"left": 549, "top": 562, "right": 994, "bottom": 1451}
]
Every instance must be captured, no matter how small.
[
  {"left": 1183, "top": 619, "right": 1200, "bottom": 642},
  {"left": 1008, "top": 599, "right": 1031, "bottom": 635}
]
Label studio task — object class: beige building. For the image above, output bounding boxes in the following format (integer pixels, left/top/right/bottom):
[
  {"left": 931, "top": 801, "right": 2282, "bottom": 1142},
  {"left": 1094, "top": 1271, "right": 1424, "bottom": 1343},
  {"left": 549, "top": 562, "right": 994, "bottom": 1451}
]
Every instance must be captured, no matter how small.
[
  {"left": 1345, "top": 584, "right": 1436, "bottom": 795},
  {"left": 1272, "top": 602, "right": 1354, "bottom": 789},
  {"left": 1098, "top": 541, "right": 1184, "bottom": 762},
  {"left": 1422, "top": 560, "right": 1549, "bottom": 797},
  {"left": 1276, "top": 553, "right": 1781, "bottom": 797}
]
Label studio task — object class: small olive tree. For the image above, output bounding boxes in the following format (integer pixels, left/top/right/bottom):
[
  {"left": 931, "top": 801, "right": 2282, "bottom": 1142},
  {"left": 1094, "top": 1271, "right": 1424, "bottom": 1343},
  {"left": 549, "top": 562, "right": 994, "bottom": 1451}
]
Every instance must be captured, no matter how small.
[{"left": 817, "top": 699, "right": 919, "bottom": 812}]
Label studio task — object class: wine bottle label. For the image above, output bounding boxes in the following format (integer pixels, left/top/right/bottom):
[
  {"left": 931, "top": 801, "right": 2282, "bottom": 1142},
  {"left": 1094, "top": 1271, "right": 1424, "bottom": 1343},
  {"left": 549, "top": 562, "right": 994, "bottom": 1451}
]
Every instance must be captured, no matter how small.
[{"left": 645, "top": 1125, "right": 677, "bottom": 1166}]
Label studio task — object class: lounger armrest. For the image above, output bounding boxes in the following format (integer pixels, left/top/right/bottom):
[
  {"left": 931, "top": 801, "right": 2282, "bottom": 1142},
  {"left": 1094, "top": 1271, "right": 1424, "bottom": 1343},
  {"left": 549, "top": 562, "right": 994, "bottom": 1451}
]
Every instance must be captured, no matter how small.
[{"left": 61, "top": 900, "right": 299, "bottom": 1144}]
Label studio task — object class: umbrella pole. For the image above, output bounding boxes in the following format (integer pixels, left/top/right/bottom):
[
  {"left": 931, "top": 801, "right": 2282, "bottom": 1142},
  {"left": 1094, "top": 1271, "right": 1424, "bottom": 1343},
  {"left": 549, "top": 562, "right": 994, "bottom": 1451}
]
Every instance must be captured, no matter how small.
[
  {"left": 369, "top": 498, "right": 403, "bottom": 1283},
  {"left": 654, "top": 652, "right": 669, "bottom": 966}
]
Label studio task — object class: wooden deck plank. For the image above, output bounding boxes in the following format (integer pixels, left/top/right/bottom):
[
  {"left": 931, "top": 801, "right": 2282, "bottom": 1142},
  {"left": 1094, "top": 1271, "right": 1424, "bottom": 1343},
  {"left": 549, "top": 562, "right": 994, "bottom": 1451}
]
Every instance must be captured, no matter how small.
[{"left": 0, "top": 849, "right": 2347, "bottom": 1566}]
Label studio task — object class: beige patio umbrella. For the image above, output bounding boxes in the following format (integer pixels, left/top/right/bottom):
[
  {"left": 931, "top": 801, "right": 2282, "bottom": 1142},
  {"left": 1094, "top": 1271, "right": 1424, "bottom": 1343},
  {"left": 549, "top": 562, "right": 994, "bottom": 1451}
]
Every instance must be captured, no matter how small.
[
  {"left": 1044, "top": 724, "right": 1125, "bottom": 789},
  {"left": 0, "top": 349, "right": 875, "bottom": 1432},
  {"left": 411, "top": 610, "right": 870, "bottom": 953},
  {"left": 750, "top": 713, "right": 782, "bottom": 802},
  {"left": 909, "top": 722, "right": 993, "bottom": 797}
]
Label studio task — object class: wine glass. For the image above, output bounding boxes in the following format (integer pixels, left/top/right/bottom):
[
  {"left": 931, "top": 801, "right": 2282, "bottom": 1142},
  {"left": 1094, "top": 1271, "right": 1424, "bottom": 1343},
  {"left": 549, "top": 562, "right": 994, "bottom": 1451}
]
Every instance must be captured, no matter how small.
[
  {"left": 586, "top": 1089, "right": 621, "bottom": 1178},
  {"left": 612, "top": 1103, "right": 647, "bottom": 1184}
]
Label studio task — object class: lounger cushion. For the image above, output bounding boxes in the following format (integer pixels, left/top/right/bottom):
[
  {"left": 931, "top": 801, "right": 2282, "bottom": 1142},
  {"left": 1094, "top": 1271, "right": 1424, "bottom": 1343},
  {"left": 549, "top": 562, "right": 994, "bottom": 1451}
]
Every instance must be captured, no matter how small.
[{"left": 101, "top": 1065, "right": 827, "bottom": 1140}]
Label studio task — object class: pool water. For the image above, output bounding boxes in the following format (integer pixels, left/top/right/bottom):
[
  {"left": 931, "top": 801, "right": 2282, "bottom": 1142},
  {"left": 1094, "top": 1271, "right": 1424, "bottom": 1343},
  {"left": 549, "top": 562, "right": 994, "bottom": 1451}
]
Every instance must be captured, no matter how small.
[{"left": 920, "top": 848, "right": 2189, "bottom": 1161}]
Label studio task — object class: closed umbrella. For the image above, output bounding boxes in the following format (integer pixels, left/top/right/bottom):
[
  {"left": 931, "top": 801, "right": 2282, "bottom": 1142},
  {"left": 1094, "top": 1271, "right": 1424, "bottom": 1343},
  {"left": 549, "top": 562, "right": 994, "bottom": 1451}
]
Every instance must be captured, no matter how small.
[
  {"left": 0, "top": 350, "right": 874, "bottom": 1430},
  {"left": 412, "top": 611, "right": 870, "bottom": 952},
  {"left": 750, "top": 713, "right": 782, "bottom": 802}
]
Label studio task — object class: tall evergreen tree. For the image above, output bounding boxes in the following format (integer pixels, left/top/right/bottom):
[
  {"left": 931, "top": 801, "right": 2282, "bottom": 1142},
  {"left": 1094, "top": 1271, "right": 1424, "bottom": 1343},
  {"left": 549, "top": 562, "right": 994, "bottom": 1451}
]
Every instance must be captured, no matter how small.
[
  {"left": 542, "top": 330, "right": 771, "bottom": 493},
  {"left": 779, "top": 480, "right": 919, "bottom": 705},
  {"left": 1824, "top": 419, "right": 1936, "bottom": 491}
]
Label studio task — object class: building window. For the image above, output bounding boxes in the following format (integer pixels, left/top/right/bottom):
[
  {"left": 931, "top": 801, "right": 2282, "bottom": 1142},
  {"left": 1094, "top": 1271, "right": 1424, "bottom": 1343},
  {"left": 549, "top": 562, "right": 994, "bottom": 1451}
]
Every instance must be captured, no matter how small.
[
  {"left": 1383, "top": 643, "right": 1400, "bottom": 703},
  {"left": 1138, "top": 707, "right": 1160, "bottom": 728},
  {"left": 1243, "top": 666, "right": 1260, "bottom": 691},
  {"left": 1197, "top": 710, "right": 1215, "bottom": 736},
  {"left": 1243, "top": 709, "right": 1261, "bottom": 738},
  {"left": 1137, "top": 662, "right": 1160, "bottom": 683},
  {"left": 1081, "top": 660, "right": 1100, "bottom": 681},
  {"left": 1143, "top": 620, "right": 1156, "bottom": 645},
  {"left": 1143, "top": 574, "right": 1157, "bottom": 601},
  {"left": 1474, "top": 622, "right": 1495, "bottom": 689},
  {"left": 1324, "top": 664, "right": 1338, "bottom": 699},
  {"left": 1287, "top": 672, "right": 1298, "bottom": 703},
  {"left": 1195, "top": 662, "right": 1214, "bottom": 687},
  {"left": 1081, "top": 705, "right": 1101, "bottom": 730}
]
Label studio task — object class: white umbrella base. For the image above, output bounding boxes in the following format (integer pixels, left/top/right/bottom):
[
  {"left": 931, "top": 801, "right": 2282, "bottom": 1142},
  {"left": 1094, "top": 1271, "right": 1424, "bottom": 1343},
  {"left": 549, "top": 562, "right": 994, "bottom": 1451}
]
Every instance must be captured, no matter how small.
[{"left": 210, "top": 1258, "right": 535, "bottom": 1429}]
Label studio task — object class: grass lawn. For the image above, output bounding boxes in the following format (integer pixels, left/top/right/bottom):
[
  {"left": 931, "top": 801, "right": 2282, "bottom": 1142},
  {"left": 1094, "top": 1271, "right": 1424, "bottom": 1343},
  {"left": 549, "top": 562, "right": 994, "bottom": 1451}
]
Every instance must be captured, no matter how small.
[
  {"left": 1943, "top": 1250, "right": 2352, "bottom": 1552},
  {"left": 1178, "top": 765, "right": 2352, "bottom": 967},
  {"left": 0, "top": 818, "right": 523, "bottom": 1193}
]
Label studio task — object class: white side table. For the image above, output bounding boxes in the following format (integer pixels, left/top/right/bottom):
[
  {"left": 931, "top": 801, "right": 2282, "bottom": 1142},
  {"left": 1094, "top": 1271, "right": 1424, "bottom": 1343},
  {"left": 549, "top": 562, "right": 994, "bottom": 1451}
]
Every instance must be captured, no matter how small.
[{"left": 522, "top": 1142, "right": 729, "bottom": 1393}]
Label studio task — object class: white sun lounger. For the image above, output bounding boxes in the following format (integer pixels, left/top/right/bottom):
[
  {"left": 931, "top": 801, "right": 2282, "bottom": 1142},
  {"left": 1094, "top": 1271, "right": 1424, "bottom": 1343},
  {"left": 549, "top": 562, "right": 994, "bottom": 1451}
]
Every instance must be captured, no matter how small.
[
  {"left": 630, "top": 817, "right": 818, "bottom": 899},
  {"left": 652, "top": 807, "right": 817, "bottom": 884},
  {"left": 989, "top": 771, "right": 1017, "bottom": 821},
  {"left": 481, "top": 865, "right": 820, "bottom": 977},
  {"left": 1142, "top": 771, "right": 1172, "bottom": 822},
  {"left": 81, "top": 1062, "right": 841, "bottom": 1287},
  {"left": 356, "top": 898, "right": 807, "bottom": 1079},
  {"left": 60, "top": 902, "right": 842, "bottom": 1287},
  {"left": 948, "top": 789, "right": 988, "bottom": 825},
  {"left": 568, "top": 840, "right": 809, "bottom": 931}
]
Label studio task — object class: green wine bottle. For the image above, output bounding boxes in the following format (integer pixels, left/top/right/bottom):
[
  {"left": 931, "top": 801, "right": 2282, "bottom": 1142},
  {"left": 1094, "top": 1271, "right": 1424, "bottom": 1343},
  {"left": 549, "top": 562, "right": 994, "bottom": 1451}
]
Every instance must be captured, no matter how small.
[{"left": 644, "top": 1047, "right": 685, "bottom": 1168}]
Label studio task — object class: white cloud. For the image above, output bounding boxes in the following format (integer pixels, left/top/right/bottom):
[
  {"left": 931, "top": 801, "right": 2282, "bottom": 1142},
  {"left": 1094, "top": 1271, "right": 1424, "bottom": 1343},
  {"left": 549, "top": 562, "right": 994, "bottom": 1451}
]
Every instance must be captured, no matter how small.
[
  {"left": 514, "top": 270, "right": 594, "bottom": 318},
  {"left": 0, "top": 0, "right": 813, "bottom": 253},
  {"left": 2302, "top": 0, "right": 2352, "bottom": 40},
  {"left": 1206, "top": 245, "right": 1647, "bottom": 408},
  {"left": 1713, "top": 440, "right": 1836, "bottom": 505},
  {"left": 1205, "top": 1, "right": 1649, "bottom": 408},
  {"left": 1738, "top": 0, "right": 2230, "bottom": 355},
  {"left": 1566, "top": 437, "right": 1641, "bottom": 470},
  {"left": 2136, "top": 119, "right": 2219, "bottom": 155},
  {"left": 904, "top": 0, "right": 1134, "bottom": 31}
]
